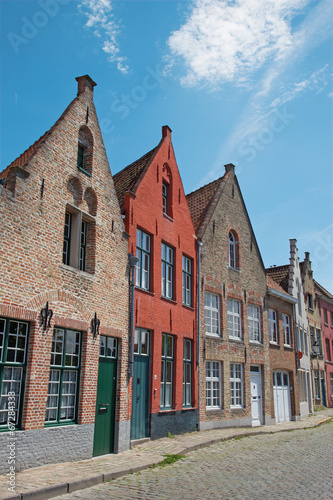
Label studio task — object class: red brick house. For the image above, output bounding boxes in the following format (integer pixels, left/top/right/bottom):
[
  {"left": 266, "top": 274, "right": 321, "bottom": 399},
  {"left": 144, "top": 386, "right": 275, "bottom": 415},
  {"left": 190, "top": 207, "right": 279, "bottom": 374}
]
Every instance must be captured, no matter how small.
[
  {"left": 0, "top": 76, "right": 130, "bottom": 472},
  {"left": 113, "top": 126, "right": 198, "bottom": 440},
  {"left": 314, "top": 280, "right": 333, "bottom": 407},
  {"left": 266, "top": 275, "right": 300, "bottom": 422},
  {"left": 186, "top": 164, "right": 271, "bottom": 430}
]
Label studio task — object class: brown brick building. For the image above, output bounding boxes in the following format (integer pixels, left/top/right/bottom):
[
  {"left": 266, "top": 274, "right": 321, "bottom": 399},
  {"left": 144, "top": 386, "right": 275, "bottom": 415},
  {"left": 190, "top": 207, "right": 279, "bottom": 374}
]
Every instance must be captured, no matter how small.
[
  {"left": 187, "top": 164, "right": 271, "bottom": 429},
  {"left": 0, "top": 76, "right": 130, "bottom": 472}
]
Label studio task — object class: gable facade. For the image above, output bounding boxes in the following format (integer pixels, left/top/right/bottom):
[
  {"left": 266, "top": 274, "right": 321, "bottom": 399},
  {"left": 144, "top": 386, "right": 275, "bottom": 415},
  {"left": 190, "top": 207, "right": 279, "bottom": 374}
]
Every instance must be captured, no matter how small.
[
  {"left": 0, "top": 76, "right": 130, "bottom": 473},
  {"left": 188, "top": 164, "right": 271, "bottom": 430},
  {"left": 114, "top": 126, "right": 198, "bottom": 440}
]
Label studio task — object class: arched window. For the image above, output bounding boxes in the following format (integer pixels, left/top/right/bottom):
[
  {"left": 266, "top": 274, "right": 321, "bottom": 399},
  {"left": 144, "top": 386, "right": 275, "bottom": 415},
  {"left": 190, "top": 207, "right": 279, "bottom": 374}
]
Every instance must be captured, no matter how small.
[{"left": 229, "top": 232, "right": 236, "bottom": 268}]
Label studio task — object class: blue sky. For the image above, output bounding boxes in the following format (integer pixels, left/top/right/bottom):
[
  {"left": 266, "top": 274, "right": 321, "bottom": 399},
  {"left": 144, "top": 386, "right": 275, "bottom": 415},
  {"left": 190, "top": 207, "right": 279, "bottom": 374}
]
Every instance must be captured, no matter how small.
[{"left": 1, "top": 0, "right": 333, "bottom": 291}]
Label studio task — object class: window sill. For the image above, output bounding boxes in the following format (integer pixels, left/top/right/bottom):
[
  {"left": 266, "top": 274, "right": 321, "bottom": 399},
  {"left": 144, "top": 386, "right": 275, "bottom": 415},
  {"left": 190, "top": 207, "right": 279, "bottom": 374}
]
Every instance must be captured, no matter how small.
[
  {"left": 163, "top": 213, "right": 174, "bottom": 223},
  {"left": 284, "top": 344, "right": 293, "bottom": 349},
  {"left": 228, "top": 266, "right": 241, "bottom": 273},
  {"left": 229, "top": 337, "right": 243, "bottom": 343},
  {"left": 160, "top": 296, "right": 177, "bottom": 305},
  {"left": 182, "top": 304, "right": 194, "bottom": 311},
  {"left": 181, "top": 406, "right": 195, "bottom": 411},
  {"left": 136, "top": 287, "right": 155, "bottom": 297},
  {"left": 206, "top": 333, "right": 221, "bottom": 339},
  {"left": 159, "top": 408, "right": 175, "bottom": 413},
  {"left": 61, "top": 263, "right": 95, "bottom": 278},
  {"left": 230, "top": 406, "right": 244, "bottom": 411},
  {"left": 77, "top": 166, "right": 92, "bottom": 177},
  {"left": 249, "top": 340, "right": 262, "bottom": 346},
  {"left": 324, "top": 323, "right": 328, "bottom": 327},
  {"left": 270, "top": 341, "right": 279, "bottom": 346},
  {"left": 44, "top": 421, "right": 78, "bottom": 428},
  {"left": 206, "top": 407, "right": 223, "bottom": 411}
]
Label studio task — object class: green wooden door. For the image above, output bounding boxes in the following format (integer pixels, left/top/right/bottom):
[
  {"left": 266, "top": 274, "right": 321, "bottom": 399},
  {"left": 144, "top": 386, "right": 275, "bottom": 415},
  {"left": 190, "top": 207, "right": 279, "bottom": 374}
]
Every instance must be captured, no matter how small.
[
  {"left": 93, "top": 336, "right": 117, "bottom": 457},
  {"left": 131, "top": 328, "right": 150, "bottom": 440}
]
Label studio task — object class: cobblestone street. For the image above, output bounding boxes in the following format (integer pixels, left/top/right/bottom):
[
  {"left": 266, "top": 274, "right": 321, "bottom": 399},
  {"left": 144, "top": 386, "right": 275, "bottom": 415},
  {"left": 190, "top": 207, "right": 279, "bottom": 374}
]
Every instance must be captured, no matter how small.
[{"left": 55, "top": 422, "right": 333, "bottom": 500}]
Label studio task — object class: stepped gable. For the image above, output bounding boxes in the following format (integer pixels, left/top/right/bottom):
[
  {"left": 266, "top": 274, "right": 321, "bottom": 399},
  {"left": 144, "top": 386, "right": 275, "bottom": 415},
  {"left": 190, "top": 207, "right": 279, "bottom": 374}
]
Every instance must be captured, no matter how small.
[
  {"left": 186, "top": 175, "right": 229, "bottom": 236},
  {"left": 266, "top": 265, "right": 290, "bottom": 293},
  {"left": 113, "top": 145, "right": 160, "bottom": 213}
]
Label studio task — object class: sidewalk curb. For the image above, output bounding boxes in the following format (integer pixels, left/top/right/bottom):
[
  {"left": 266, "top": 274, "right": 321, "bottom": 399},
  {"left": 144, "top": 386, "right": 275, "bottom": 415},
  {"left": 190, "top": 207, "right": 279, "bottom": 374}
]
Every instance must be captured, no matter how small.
[{"left": 3, "top": 417, "right": 332, "bottom": 500}]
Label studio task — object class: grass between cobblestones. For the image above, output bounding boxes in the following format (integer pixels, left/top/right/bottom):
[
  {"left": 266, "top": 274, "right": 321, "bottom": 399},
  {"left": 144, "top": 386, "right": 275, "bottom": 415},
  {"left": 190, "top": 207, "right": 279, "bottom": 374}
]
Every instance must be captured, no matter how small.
[{"left": 156, "top": 454, "right": 186, "bottom": 467}]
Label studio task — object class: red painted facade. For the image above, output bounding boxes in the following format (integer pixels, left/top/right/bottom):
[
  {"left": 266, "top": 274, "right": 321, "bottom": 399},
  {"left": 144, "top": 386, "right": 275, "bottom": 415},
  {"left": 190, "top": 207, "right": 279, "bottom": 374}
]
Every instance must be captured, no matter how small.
[
  {"left": 114, "top": 126, "right": 198, "bottom": 438},
  {"left": 315, "top": 283, "right": 333, "bottom": 408}
]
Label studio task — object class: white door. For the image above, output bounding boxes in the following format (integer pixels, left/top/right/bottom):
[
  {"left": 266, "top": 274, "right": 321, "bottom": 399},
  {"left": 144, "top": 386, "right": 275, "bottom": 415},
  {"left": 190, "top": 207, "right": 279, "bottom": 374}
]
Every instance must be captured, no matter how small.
[
  {"left": 273, "top": 371, "right": 291, "bottom": 423},
  {"left": 251, "top": 372, "right": 262, "bottom": 426}
]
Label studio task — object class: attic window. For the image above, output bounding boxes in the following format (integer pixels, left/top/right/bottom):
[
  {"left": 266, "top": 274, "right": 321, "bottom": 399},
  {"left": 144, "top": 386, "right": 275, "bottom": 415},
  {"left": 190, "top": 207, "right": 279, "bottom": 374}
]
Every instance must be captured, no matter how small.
[
  {"left": 77, "top": 126, "right": 93, "bottom": 177},
  {"left": 162, "top": 182, "right": 168, "bottom": 214}
]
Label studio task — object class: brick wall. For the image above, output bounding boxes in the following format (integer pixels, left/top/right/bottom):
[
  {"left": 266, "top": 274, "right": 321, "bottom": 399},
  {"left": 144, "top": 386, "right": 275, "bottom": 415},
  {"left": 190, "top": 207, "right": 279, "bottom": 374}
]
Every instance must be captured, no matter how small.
[
  {"left": 196, "top": 167, "right": 271, "bottom": 429},
  {"left": 0, "top": 75, "right": 130, "bottom": 469}
]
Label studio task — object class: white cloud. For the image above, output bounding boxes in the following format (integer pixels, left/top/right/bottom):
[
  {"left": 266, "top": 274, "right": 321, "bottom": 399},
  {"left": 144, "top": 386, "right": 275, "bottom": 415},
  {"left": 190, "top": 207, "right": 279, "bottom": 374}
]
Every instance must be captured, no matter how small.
[
  {"left": 79, "top": 0, "right": 129, "bottom": 74},
  {"left": 167, "top": 0, "right": 309, "bottom": 88}
]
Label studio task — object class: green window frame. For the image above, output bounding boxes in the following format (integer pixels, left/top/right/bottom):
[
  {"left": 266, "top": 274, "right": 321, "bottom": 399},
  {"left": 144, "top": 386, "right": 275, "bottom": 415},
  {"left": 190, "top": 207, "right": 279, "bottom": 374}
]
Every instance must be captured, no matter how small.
[
  {"left": 160, "top": 334, "right": 174, "bottom": 409},
  {"left": 99, "top": 336, "right": 118, "bottom": 358},
  {"left": 161, "top": 243, "right": 174, "bottom": 300},
  {"left": 134, "top": 328, "right": 150, "bottom": 356},
  {"left": 183, "top": 339, "right": 192, "bottom": 407},
  {"left": 182, "top": 256, "right": 192, "bottom": 307},
  {"left": 45, "top": 328, "right": 81, "bottom": 425},
  {"left": 0, "top": 318, "right": 29, "bottom": 430},
  {"left": 136, "top": 229, "right": 151, "bottom": 291}
]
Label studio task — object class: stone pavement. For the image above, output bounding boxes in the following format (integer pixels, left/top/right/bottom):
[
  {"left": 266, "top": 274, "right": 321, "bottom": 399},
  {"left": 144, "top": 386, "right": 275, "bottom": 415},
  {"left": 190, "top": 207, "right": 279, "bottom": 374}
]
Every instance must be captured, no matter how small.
[{"left": 1, "top": 409, "right": 332, "bottom": 500}]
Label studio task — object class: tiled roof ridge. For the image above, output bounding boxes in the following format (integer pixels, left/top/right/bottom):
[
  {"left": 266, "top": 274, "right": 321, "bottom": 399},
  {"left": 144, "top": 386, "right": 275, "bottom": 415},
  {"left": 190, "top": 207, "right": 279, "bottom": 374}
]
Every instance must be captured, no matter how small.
[
  {"left": 186, "top": 174, "right": 225, "bottom": 198},
  {"left": 113, "top": 144, "right": 160, "bottom": 185},
  {"left": 0, "top": 95, "right": 79, "bottom": 179},
  {"left": 113, "top": 139, "right": 163, "bottom": 213},
  {"left": 186, "top": 174, "right": 229, "bottom": 236},
  {"left": 314, "top": 280, "right": 333, "bottom": 299},
  {"left": 266, "top": 264, "right": 289, "bottom": 272},
  {"left": 266, "top": 274, "right": 291, "bottom": 296}
]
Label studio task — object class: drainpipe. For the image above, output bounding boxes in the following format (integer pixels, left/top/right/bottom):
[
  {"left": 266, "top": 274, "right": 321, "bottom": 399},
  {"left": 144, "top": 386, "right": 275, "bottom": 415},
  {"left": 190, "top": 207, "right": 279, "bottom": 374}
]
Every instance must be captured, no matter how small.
[
  {"left": 197, "top": 240, "right": 203, "bottom": 430},
  {"left": 128, "top": 253, "right": 139, "bottom": 379}
]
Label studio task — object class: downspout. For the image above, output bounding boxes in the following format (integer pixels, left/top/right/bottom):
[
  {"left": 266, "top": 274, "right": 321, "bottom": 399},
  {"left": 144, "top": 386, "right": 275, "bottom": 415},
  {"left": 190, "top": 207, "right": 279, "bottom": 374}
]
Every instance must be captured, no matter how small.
[
  {"left": 197, "top": 240, "right": 203, "bottom": 430},
  {"left": 128, "top": 253, "right": 139, "bottom": 379}
]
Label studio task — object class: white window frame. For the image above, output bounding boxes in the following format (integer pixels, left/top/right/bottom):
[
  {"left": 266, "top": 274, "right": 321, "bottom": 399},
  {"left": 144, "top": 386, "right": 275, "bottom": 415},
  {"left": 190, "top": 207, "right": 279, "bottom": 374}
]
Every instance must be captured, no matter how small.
[
  {"left": 282, "top": 314, "right": 291, "bottom": 346},
  {"left": 205, "top": 292, "right": 220, "bottom": 336},
  {"left": 268, "top": 309, "right": 278, "bottom": 344},
  {"left": 230, "top": 363, "right": 243, "bottom": 408},
  {"left": 206, "top": 361, "right": 222, "bottom": 409},
  {"left": 248, "top": 304, "right": 261, "bottom": 343},
  {"left": 227, "top": 299, "right": 241, "bottom": 340}
]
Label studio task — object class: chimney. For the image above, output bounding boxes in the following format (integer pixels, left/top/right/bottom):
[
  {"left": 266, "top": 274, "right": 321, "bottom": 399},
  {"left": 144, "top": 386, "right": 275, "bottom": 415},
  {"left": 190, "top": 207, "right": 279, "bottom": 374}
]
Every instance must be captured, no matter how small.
[
  {"left": 76, "top": 75, "right": 97, "bottom": 95},
  {"left": 225, "top": 163, "right": 236, "bottom": 174},
  {"left": 162, "top": 125, "right": 172, "bottom": 139}
]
